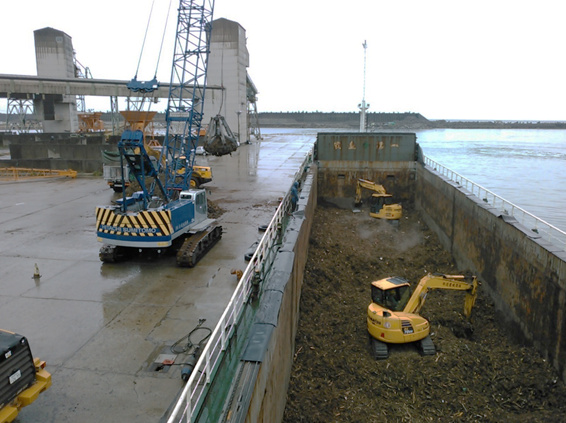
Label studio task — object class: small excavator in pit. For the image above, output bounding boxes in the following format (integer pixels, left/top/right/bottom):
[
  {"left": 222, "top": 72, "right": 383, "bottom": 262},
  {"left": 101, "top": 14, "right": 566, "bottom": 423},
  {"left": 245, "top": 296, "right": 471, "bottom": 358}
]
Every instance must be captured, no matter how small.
[
  {"left": 354, "top": 178, "right": 402, "bottom": 220},
  {"left": 367, "top": 273, "right": 479, "bottom": 359}
]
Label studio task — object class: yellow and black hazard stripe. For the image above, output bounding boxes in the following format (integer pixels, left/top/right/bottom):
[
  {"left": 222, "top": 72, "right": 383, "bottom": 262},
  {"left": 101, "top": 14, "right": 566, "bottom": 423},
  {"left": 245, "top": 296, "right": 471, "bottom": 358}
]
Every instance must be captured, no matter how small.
[{"left": 95, "top": 207, "right": 172, "bottom": 237}]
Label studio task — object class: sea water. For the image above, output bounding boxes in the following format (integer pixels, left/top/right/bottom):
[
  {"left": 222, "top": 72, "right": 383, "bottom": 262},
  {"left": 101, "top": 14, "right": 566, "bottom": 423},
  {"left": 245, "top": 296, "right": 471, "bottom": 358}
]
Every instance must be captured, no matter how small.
[{"left": 415, "top": 129, "right": 566, "bottom": 233}]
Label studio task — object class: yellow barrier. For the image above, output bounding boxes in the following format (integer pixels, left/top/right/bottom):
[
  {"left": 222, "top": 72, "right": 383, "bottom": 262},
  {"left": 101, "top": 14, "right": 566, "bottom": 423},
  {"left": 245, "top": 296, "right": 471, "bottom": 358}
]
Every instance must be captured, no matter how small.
[{"left": 0, "top": 167, "right": 77, "bottom": 181}]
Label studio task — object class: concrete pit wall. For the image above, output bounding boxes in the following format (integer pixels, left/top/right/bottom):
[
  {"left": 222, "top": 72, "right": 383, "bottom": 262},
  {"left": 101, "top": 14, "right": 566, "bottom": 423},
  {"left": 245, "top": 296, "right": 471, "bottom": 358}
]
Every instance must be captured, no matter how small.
[
  {"left": 243, "top": 169, "right": 317, "bottom": 423},
  {"left": 415, "top": 164, "right": 566, "bottom": 382},
  {"left": 1, "top": 133, "right": 119, "bottom": 173},
  {"left": 317, "top": 168, "right": 415, "bottom": 206}
]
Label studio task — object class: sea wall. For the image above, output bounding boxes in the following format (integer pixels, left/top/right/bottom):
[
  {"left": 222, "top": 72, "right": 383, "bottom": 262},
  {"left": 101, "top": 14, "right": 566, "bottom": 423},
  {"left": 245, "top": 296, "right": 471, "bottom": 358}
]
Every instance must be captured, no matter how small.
[
  {"left": 415, "top": 164, "right": 566, "bottom": 382},
  {"left": 0, "top": 133, "right": 122, "bottom": 173},
  {"left": 254, "top": 113, "right": 566, "bottom": 130},
  {"left": 258, "top": 112, "right": 428, "bottom": 128}
]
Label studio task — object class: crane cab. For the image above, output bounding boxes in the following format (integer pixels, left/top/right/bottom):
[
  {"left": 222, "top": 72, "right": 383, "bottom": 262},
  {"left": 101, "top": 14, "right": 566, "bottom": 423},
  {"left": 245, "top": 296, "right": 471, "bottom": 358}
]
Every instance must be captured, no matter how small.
[{"left": 179, "top": 189, "right": 207, "bottom": 222}]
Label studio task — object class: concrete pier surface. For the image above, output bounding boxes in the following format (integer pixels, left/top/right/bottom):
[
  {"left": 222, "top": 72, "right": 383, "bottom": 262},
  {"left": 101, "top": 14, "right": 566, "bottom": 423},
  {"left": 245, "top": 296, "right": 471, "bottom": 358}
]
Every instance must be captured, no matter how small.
[{"left": 0, "top": 129, "right": 316, "bottom": 422}]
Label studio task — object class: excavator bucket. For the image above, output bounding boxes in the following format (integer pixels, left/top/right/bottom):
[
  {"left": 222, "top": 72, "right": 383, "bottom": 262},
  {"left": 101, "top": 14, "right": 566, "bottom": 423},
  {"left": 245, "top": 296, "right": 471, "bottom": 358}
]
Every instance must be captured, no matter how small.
[
  {"left": 202, "top": 115, "right": 239, "bottom": 156},
  {"left": 463, "top": 277, "right": 479, "bottom": 319}
]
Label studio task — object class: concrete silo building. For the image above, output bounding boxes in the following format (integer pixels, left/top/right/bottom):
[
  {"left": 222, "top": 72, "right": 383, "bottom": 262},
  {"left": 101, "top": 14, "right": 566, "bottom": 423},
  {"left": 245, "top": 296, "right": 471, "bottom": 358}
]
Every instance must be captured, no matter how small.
[
  {"left": 33, "top": 27, "right": 79, "bottom": 132},
  {"left": 204, "top": 18, "right": 257, "bottom": 143}
]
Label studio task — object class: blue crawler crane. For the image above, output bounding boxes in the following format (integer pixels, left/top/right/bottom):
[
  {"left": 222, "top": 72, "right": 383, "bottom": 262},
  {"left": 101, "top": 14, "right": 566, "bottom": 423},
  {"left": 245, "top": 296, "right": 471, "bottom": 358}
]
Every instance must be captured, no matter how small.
[{"left": 96, "top": 0, "right": 222, "bottom": 267}]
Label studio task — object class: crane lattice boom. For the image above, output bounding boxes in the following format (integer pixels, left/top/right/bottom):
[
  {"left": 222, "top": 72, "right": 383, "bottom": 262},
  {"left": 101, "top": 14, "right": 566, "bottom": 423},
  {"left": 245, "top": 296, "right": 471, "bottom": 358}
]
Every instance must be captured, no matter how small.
[{"left": 162, "top": 0, "right": 215, "bottom": 197}]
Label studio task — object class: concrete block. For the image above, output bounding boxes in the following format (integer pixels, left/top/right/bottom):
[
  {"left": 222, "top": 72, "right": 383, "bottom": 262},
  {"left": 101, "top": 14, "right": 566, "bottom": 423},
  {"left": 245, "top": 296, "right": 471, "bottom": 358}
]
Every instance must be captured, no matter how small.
[
  {"left": 532, "top": 237, "right": 566, "bottom": 253},
  {"left": 255, "top": 291, "right": 283, "bottom": 327},
  {"left": 265, "top": 251, "right": 294, "bottom": 290},
  {"left": 241, "top": 323, "right": 275, "bottom": 363}
]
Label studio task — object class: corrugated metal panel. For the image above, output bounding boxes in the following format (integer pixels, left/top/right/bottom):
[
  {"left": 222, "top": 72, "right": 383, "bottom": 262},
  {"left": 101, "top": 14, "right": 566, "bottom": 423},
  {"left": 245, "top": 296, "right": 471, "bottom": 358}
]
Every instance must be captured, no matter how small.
[{"left": 316, "top": 132, "right": 417, "bottom": 162}]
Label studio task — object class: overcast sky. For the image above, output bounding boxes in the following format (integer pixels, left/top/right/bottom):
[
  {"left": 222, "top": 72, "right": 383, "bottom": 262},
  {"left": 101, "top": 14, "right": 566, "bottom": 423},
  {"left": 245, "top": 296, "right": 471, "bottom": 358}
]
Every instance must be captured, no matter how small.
[{"left": 2, "top": 0, "right": 564, "bottom": 121}]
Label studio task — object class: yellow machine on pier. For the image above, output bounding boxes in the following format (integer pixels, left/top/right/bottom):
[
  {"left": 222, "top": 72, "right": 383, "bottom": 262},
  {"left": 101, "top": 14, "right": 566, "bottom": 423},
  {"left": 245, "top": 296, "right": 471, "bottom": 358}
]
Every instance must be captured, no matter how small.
[
  {"left": 0, "top": 167, "right": 77, "bottom": 181},
  {"left": 102, "top": 113, "right": 213, "bottom": 192},
  {"left": 354, "top": 178, "right": 402, "bottom": 220},
  {"left": 0, "top": 329, "right": 51, "bottom": 423},
  {"left": 367, "top": 273, "right": 479, "bottom": 359}
]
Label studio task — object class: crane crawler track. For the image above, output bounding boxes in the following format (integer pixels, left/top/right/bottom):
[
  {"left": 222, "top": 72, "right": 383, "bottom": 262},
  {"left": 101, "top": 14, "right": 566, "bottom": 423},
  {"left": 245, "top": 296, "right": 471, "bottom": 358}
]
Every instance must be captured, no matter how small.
[
  {"left": 177, "top": 225, "right": 223, "bottom": 267},
  {"left": 99, "top": 245, "right": 135, "bottom": 263}
]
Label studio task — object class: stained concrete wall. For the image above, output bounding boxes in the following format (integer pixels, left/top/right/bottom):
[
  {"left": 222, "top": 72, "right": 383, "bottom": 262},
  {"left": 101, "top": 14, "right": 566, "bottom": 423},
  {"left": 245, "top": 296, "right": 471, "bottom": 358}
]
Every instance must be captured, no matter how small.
[
  {"left": 244, "top": 169, "right": 317, "bottom": 423},
  {"left": 317, "top": 168, "right": 414, "bottom": 205},
  {"left": 1, "top": 133, "right": 113, "bottom": 173},
  {"left": 415, "top": 163, "right": 566, "bottom": 382}
]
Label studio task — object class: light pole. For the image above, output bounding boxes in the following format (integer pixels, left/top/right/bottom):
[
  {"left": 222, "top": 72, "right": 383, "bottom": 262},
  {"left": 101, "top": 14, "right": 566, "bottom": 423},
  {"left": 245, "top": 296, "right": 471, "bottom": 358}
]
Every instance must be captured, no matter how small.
[{"left": 359, "top": 40, "right": 370, "bottom": 132}]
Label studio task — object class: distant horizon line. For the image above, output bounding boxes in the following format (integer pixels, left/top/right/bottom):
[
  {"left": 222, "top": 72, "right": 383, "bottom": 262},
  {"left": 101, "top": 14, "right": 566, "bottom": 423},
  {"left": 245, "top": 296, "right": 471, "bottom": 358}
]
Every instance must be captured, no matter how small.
[{"left": 0, "top": 110, "right": 563, "bottom": 124}]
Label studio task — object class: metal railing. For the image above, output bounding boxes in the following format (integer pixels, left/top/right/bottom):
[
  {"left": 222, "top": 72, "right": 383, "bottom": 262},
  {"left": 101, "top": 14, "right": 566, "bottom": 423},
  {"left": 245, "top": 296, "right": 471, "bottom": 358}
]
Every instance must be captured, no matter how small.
[
  {"left": 423, "top": 156, "right": 566, "bottom": 251},
  {"left": 167, "top": 148, "right": 314, "bottom": 423}
]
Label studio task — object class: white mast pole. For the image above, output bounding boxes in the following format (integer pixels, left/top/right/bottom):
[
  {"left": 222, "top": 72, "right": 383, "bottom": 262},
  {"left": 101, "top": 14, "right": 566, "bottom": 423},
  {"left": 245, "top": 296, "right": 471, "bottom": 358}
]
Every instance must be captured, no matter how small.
[{"left": 359, "top": 40, "right": 369, "bottom": 132}]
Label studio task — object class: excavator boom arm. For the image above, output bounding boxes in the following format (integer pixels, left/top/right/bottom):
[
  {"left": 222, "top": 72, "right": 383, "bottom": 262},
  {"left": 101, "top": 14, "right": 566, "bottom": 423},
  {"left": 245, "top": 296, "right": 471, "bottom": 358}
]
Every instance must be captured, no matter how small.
[
  {"left": 355, "top": 178, "right": 388, "bottom": 204},
  {"left": 403, "top": 273, "right": 478, "bottom": 318}
]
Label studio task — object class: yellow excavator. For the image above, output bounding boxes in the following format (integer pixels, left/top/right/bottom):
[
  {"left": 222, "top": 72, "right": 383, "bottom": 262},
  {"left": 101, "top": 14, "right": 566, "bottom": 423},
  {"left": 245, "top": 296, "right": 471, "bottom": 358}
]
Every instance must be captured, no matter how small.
[
  {"left": 354, "top": 179, "right": 402, "bottom": 220},
  {"left": 367, "top": 273, "right": 479, "bottom": 359},
  {"left": 103, "top": 112, "right": 213, "bottom": 192}
]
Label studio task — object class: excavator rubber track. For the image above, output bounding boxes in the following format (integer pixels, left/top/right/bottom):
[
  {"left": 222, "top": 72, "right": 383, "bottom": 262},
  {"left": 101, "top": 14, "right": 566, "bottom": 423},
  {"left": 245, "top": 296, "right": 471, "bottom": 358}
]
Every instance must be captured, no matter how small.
[
  {"left": 176, "top": 225, "right": 223, "bottom": 267},
  {"left": 370, "top": 336, "right": 389, "bottom": 360},
  {"left": 419, "top": 335, "right": 436, "bottom": 356}
]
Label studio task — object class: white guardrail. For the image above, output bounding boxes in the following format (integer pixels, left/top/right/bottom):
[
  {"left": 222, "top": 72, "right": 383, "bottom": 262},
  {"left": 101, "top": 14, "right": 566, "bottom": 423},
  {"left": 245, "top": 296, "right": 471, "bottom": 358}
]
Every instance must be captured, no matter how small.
[
  {"left": 424, "top": 156, "right": 566, "bottom": 251},
  {"left": 167, "top": 149, "right": 313, "bottom": 423}
]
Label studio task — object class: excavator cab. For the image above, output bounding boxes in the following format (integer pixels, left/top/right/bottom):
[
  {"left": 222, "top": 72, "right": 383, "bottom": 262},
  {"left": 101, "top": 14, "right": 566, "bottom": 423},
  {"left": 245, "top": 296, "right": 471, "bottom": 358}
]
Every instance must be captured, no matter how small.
[
  {"left": 371, "top": 282, "right": 411, "bottom": 312},
  {"left": 368, "top": 194, "right": 400, "bottom": 219}
]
